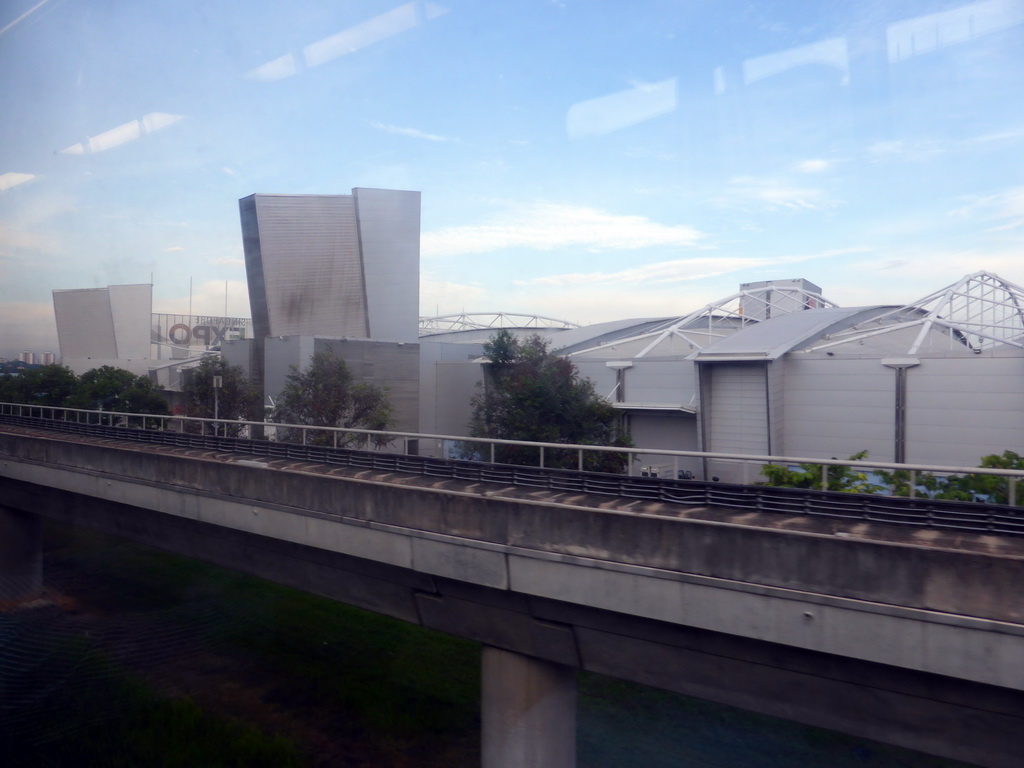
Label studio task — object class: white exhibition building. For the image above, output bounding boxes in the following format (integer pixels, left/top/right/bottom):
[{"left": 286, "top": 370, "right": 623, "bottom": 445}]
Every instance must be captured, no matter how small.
[{"left": 51, "top": 190, "right": 1024, "bottom": 482}]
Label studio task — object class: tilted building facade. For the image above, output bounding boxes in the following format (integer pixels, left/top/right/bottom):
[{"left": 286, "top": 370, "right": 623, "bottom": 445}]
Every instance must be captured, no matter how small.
[{"left": 233, "top": 189, "right": 421, "bottom": 431}]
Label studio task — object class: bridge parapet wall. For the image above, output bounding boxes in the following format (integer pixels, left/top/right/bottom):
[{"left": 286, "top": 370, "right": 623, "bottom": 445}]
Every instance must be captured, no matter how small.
[{"left": 1, "top": 431, "right": 1020, "bottom": 626}]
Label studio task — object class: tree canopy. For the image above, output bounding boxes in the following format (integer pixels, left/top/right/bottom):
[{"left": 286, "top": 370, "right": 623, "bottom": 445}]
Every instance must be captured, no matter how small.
[
  {"left": 0, "top": 363, "right": 167, "bottom": 414},
  {"left": 760, "top": 451, "right": 882, "bottom": 493},
  {"left": 180, "top": 356, "right": 261, "bottom": 435},
  {"left": 467, "top": 330, "right": 631, "bottom": 472},
  {"left": 0, "top": 364, "right": 79, "bottom": 406},
  {"left": 877, "top": 450, "right": 1024, "bottom": 506},
  {"left": 66, "top": 366, "right": 169, "bottom": 414},
  {"left": 762, "top": 449, "right": 1024, "bottom": 506},
  {"left": 271, "top": 347, "right": 393, "bottom": 446}
]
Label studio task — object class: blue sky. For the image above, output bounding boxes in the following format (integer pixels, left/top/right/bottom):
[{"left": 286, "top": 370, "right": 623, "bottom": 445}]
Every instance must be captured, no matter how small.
[{"left": 2, "top": 0, "right": 1023, "bottom": 358}]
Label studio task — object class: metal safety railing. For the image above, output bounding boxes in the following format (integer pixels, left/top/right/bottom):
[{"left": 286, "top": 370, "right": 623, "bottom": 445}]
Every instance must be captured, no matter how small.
[{"left": 1, "top": 402, "right": 1023, "bottom": 537}]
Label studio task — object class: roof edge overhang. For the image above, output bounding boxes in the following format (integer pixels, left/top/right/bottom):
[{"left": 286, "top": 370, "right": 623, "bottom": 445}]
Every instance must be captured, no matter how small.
[
  {"left": 690, "top": 354, "right": 772, "bottom": 362},
  {"left": 612, "top": 402, "right": 698, "bottom": 414}
]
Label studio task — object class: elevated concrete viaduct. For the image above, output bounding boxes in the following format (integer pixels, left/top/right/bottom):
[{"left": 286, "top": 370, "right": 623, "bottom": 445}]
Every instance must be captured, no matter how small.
[{"left": 2, "top": 427, "right": 1023, "bottom": 767}]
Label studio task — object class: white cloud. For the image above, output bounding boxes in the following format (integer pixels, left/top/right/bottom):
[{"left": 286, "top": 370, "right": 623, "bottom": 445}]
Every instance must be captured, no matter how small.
[
  {"left": 948, "top": 187, "right": 1024, "bottom": 231},
  {"left": 513, "top": 286, "right": 700, "bottom": 325},
  {"left": 513, "top": 247, "right": 871, "bottom": 289},
  {"left": 423, "top": 247, "right": 875, "bottom": 324},
  {"left": 0, "top": 192, "right": 77, "bottom": 265},
  {"left": 0, "top": 223, "right": 60, "bottom": 264},
  {"left": 867, "top": 138, "right": 947, "bottom": 162},
  {"left": 824, "top": 247, "right": 1024, "bottom": 307},
  {"left": 866, "top": 127, "right": 1024, "bottom": 165},
  {"left": 421, "top": 201, "right": 706, "bottom": 258},
  {"left": 369, "top": 121, "right": 458, "bottom": 143},
  {"left": 795, "top": 159, "right": 830, "bottom": 173},
  {"left": 420, "top": 278, "right": 488, "bottom": 316},
  {"left": 514, "top": 257, "right": 767, "bottom": 288},
  {"left": 152, "top": 279, "right": 251, "bottom": 318},
  {"left": 716, "top": 176, "right": 829, "bottom": 211}
]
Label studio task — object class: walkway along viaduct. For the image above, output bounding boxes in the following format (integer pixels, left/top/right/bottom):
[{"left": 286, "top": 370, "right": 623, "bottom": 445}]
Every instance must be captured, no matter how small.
[{"left": 1, "top": 422, "right": 1023, "bottom": 767}]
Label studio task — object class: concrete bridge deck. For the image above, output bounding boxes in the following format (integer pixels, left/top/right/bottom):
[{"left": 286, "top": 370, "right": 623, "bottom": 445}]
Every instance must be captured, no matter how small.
[{"left": 2, "top": 425, "right": 1023, "bottom": 767}]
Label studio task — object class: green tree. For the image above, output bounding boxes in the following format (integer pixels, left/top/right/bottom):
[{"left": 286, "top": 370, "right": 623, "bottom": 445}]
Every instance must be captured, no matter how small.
[
  {"left": 180, "top": 356, "right": 261, "bottom": 436},
  {"left": 66, "top": 366, "right": 169, "bottom": 415},
  {"left": 764, "top": 450, "right": 1024, "bottom": 506},
  {"left": 270, "top": 347, "right": 393, "bottom": 447},
  {"left": 0, "top": 364, "right": 79, "bottom": 406},
  {"left": 761, "top": 451, "right": 883, "bottom": 493},
  {"left": 466, "top": 330, "right": 632, "bottom": 472},
  {"left": 950, "top": 450, "right": 1024, "bottom": 505},
  {"left": 878, "top": 450, "right": 1024, "bottom": 506}
]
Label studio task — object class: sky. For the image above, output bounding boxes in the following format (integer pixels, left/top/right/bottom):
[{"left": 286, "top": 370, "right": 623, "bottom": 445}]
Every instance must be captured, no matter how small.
[{"left": 1, "top": 0, "right": 1023, "bottom": 359}]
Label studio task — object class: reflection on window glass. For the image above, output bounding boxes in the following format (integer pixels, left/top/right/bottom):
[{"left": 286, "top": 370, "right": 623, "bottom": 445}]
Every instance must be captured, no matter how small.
[{"left": 0, "top": 0, "right": 1021, "bottom": 355}]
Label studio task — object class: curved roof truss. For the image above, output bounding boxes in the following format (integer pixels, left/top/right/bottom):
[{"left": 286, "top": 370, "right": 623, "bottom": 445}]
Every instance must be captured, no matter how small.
[
  {"left": 807, "top": 272, "right": 1024, "bottom": 354},
  {"left": 419, "top": 312, "right": 579, "bottom": 335},
  {"left": 569, "top": 283, "right": 838, "bottom": 358}
]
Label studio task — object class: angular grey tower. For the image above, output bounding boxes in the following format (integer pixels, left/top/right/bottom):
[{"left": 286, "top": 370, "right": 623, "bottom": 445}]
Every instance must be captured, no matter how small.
[{"left": 239, "top": 189, "right": 420, "bottom": 343}]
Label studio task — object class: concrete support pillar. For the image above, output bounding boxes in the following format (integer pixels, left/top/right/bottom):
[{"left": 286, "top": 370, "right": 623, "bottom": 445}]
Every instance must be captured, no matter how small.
[
  {"left": 481, "top": 646, "right": 577, "bottom": 768},
  {"left": 0, "top": 505, "right": 43, "bottom": 603}
]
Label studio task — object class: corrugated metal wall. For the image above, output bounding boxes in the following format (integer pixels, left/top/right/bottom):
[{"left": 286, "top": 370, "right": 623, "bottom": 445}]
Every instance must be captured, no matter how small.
[
  {"left": 705, "top": 362, "right": 769, "bottom": 454},
  {"left": 780, "top": 355, "right": 1024, "bottom": 467},
  {"left": 418, "top": 341, "right": 486, "bottom": 438},
  {"left": 698, "top": 361, "right": 769, "bottom": 483},
  {"left": 315, "top": 338, "right": 420, "bottom": 434},
  {"left": 249, "top": 194, "right": 368, "bottom": 339},
  {"left": 782, "top": 358, "right": 894, "bottom": 461},
  {"left": 905, "top": 356, "right": 1024, "bottom": 465},
  {"left": 630, "top": 413, "right": 700, "bottom": 478}
]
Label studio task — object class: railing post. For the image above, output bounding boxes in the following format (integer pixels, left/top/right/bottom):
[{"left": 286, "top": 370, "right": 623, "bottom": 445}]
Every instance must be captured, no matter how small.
[
  {"left": 490, "top": 443, "right": 495, "bottom": 464},
  {"left": 1010, "top": 477, "right": 1017, "bottom": 507},
  {"left": 909, "top": 470, "right": 916, "bottom": 499},
  {"left": 821, "top": 464, "right": 828, "bottom": 491},
  {"left": 539, "top": 446, "right": 545, "bottom": 468},
  {"left": 578, "top": 449, "right": 584, "bottom": 472}
]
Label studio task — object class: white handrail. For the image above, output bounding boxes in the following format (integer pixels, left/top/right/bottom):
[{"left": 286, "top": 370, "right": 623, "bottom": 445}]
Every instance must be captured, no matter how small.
[{"left": 2, "top": 401, "right": 1023, "bottom": 489}]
